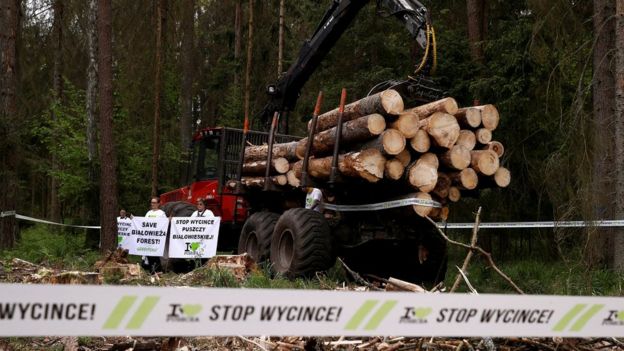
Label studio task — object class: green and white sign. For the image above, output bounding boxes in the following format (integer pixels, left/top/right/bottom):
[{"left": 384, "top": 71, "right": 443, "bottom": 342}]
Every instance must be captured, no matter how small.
[{"left": 168, "top": 216, "right": 221, "bottom": 258}]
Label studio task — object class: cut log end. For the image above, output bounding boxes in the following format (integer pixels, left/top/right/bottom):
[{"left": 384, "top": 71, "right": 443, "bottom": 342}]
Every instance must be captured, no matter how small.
[
  {"left": 455, "top": 107, "right": 482, "bottom": 128},
  {"left": 385, "top": 159, "right": 405, "bottom": 180},
  {"left": 410, "top": 129, "right": 431, "bottom": 153},
  {"left": 408, "top": 159, "right": 438, "bottom": 193},
  {"left": 422, "top": 112, "right": 460, "bottom": 149},
  {"left": 448, "top": 186, "right": 461, "bottom": 202},
  {"left": 380, "top": 89, "right": 405, "bottom": 115},
  {"left": 440, "top": 145, "right": 471, "bottom": 170},
  {"left": 395, "top": 149, "right": 411, "bottom": 167},
  {"left": 483, "top": 140, "right": 504, "bottom": 157},
  {"left": 471, "top": 150, "right": 500, "bottom": 176},
  {"left": 411, "top": 192, "right": 434, "bottom": 217},
  {"left": 456, "top": 130, "right": 476, "bottom": 151},
  {"left": 475, "top": 128, "right": 492, "bottom": 145},
  {"left": 381, "top": 129, "right": 406, "bottom": 155},
  {"left": 494, "top": 166, "right": 511, "bottom": 187},
  {"left": 476, "top": 104, "right": 500, "bottom": 131}
]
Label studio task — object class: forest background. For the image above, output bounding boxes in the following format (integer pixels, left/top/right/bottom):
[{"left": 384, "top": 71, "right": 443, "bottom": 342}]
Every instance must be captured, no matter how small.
[{"left": 1, "top": 0, "right": 623, "bottom": 275}]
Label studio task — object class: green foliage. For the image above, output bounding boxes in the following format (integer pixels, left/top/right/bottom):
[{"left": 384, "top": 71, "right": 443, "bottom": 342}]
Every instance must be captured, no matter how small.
[{"left": 0, "top": 225, "right": 100, "bottom": 270}]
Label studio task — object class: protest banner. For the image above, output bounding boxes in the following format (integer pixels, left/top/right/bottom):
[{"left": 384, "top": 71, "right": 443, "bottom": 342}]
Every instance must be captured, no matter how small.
[
  {"left": 116, "top": 218, "right": 135, "bottom": 251},
  {"left": 128, "top": 217, "right": 169, "bottom": 257},
  {"left": 168, "top": 217, "right": 221, "bottom": 258}
]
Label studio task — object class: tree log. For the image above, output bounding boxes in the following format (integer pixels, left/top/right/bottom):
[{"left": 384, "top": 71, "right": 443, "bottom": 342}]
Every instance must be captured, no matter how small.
[
  {"left": 481, "top": 140, "right": 504, "bottom": 157},
  {"left": 403, "top": 97, "right": 458, "bottom": 119},
  {"left": 470, "top": 150, "right": 499, "bottom": 176},
  {"left": 242, "top": 157, "right": 289, "bottom": 175},
  {"left": 480, "top": 166, "right": 511, "bottom": 188},
  {"left": 417, "top": 152, "right": 439, "bottom": 168},
  {"left": 475, "top": 128, "right": 492, "bottom": 144},
  {"left": 409, "top": 129, "right": 431, "bottom": 153},
  {"left": 448, "top": 168, "right": 478, "bottom": 190},
  {"left": 361, "top": 129, "right": 405, "bottom": 155},
  {"left": 418, "top": 112, "right": 460, "bottom": 148},
  {"left": 433, "top": 173, "right": 451, "bottom": 198},
  {"left": 455, "top": 130, "right": 477, "bottom": 150},
  {"left": 439, "top": 145, "right": 471, "bottom": 170},
  {"left": 286, "top": 170, "right": 300, "bottom": 187},
  {"left": 311, "top": 89, "right": 403, "bottom": 132},
  {"left": 474, "top": 104, "right": 499, "bottom": 130},
  {"left": 448, "top": 186, "right": 461, "bottom": 202},
  {"left": 295, "top": 113, "right": 386, "bottom": 159},
  {"left": 384, "top": 159, "right": 405, "bottom": 180},
  {"left": 454, "top": 107, "right": 482, "bottom": 128},
  {"left": 244, "top": 141, "right": 298, "bottom": 162},
  {"left": 411, "top": 192, "right": 435, "bottom": 217},
  {"left": 226, "top": 175, "right": 288, "bottom": 189},
  {"left": 390, "top": 112, "right": 420, "bottom": 138},
  {"left": 407, "top": 155, "right": 438, "bottom": 192},
  {"left": 395, "top": 149, "right": 411, "bottom": 167},
  {"left": 293, "top": 149, "right": 385, "bottom": 182},
  {"left": 429, "top": 206, "right": 449, "bottom": 221}
]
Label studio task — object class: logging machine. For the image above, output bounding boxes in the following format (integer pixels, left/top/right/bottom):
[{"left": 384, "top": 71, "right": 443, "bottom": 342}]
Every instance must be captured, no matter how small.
[{"left": 159, "top": 0, "right": 447, "bottom": 284}]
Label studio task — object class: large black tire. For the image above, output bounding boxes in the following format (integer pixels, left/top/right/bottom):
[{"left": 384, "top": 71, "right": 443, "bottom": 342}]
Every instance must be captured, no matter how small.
[
  {"left": 159, "top": 201, "right": 197, "bottom": 273},
  {"left": 238, "top": 211, "right": 280, "bottom": 262},
  {"left": 270, "top": 208, "right": 334, "bottom": 278}
]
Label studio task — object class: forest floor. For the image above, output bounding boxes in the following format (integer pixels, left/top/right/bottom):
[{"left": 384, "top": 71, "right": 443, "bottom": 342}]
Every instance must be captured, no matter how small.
[{"left": 1, "top": 225, "right": 624, "bottom": 350}]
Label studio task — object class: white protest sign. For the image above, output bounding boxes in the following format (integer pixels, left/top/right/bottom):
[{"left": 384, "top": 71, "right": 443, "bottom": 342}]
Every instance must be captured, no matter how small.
[
  {"left": 168, "top": 216, "right": 221, "bottom": 258},
  {"left": 129, "top": 217, "right": 169, "bottom": 257},
  {"left": 116, "top": 218, "right": 135, "bottom": 251}
]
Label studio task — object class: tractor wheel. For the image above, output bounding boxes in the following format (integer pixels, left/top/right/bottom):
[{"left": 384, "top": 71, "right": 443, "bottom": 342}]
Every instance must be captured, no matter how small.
[
  {"left": 270, "top": 208, "right": 334, "bottom": 278},
  {"left": 238, "top": 211, "right": 280, "bottom": 262},
  {"left": 159, "top": 201, "right": 197, "bottom": 273}
]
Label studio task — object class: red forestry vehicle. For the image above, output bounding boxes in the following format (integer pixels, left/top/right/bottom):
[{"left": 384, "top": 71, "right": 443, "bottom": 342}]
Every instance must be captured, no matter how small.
[{"left": 160, "top": 0, "right": 448, "bottom": 283}]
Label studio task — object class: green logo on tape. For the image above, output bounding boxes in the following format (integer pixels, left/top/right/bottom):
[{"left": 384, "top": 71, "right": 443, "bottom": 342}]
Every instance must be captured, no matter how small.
[
  {"left": 103, "top": 296, "right": 160, "bottom": 330},
  {"left": 552, "top": 304, "right": 604, "bottom": 332},
  {"left": 190, "top": 242, "right": 200, "bottom": 251},
  {"left": 344, "top": 300, "right": 397, "bottom": 331},
  {"left": 182, "top": 304, "right": 202, "bottom": 317}
]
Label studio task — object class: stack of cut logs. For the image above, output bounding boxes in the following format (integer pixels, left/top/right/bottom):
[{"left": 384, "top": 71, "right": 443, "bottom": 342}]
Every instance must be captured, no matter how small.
[{"left": 230, "top": 89, "right": 510, "bottom": 220}]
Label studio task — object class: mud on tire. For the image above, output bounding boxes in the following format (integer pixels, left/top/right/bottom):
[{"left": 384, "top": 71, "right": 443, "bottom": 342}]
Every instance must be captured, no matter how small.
[
  {"left": 238, "top": 211, "right": 280, "bottom": 262},
  {"left": 270, "top": 208, "right": 334, "bottom": 278}
]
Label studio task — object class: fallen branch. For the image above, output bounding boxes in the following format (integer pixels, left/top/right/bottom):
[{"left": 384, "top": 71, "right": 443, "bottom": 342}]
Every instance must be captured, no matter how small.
[
  {"left": 337, "top": 257, "right": 383, "bottom": 291},
  {"left": 237, "top": 335, "right": 270, "bottom": 351},
  {"left": 425, "top": 208, "right": 525, "bottom": 294}
]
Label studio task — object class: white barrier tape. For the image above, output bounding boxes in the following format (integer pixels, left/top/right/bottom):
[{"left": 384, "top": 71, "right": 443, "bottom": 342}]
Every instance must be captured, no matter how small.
[
  {"left": 322, "top": 197, "right": 442, "bottom": 212},
  {"left": 439, "top": 219, "right": 624, "bottom": 229},
  {"left": 1, "top": 284, "right": 624, "bottom": 337},
  {"left": 0, "top": 211, "right": 100, "bottom": 229}
]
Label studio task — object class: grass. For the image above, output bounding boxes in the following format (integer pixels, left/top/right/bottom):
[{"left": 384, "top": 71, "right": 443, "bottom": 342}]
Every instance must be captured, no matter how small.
[
  {"left": 2, "top": 224, "right": 624, "bottom": 296},
  {"left": 0, "top": 225, "right": 101, "bottom": 271}
]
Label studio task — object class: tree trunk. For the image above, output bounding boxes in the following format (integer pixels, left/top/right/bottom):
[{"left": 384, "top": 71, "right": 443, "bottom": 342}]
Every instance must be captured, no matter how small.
[
  {"left": 312, "top": 89, "right": 403, "bottom": 132},
  {"left": 589, "top": 0, "right": 615, "bottom": 267},
  {"left": 391, "top": 112, "right": 420, "bottom": 138},
  {"left": 295, "top": 113, "right": 386, "bottom": 158},
  {"left": 448, "top": 186, "right": 461, "bottom": 202},
  {"left": 432, "top": 173, "right": 451, "bottom": 198},
  {"left": 244, "top": 141, "right": 298, "bottom": 162},
  {"left": 242, "top": 157, "right": 290, "bottom": 175},
  {"left": 411, "top": 192, "right": 435, "bottom": 217},
  {"left": 277, "top": 0, "right": 284, "bottom": 78},
  {"left": 49, "top": 0, "right": 63, "bottom": 223},
  {"left": 228, "top": 175, "right": 288, "bottom": 189},
  {"left": 403, "top": 97, "right": 458, "bottom": 119},
  {"left": 85, "top": 0, "right": 100, "bottom": 248},
  {"left": 151, "top": 0, "right": 166, "bottom": 197},
  {"left": 473, "top": 104, "right": 499, "bottom": 130},
  {"left": 467, "top": 0, "right": 486, "bottom": 63},
  {"left": 613, "top": 0, "right": 624, "bottom": 271},
  {"left": 0, "top": 0, "right": 19, "bottom": 249},
  {"left": 180, "top": 0, "right": 195, "bottom": 160},
  {"left": 395, "top": 149, "right": 411, "bottom": 167},
  {"left": 361, "top": 129, "right": 406, "bottom": 156},
  {"left": 478, "top": 166, "right": 510, "bottom": 188},
  {"left": 97, "top": 0, "right": 119, "bottom": 252},
  {"left": 292, "top": 149, "right": 386, "bottom": 183},
  {"left": 234, "top": 0, "right": 242, "bottom": 85},
  {"left": 243, "top": 0, "right": 254, "bottom": 124}
]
